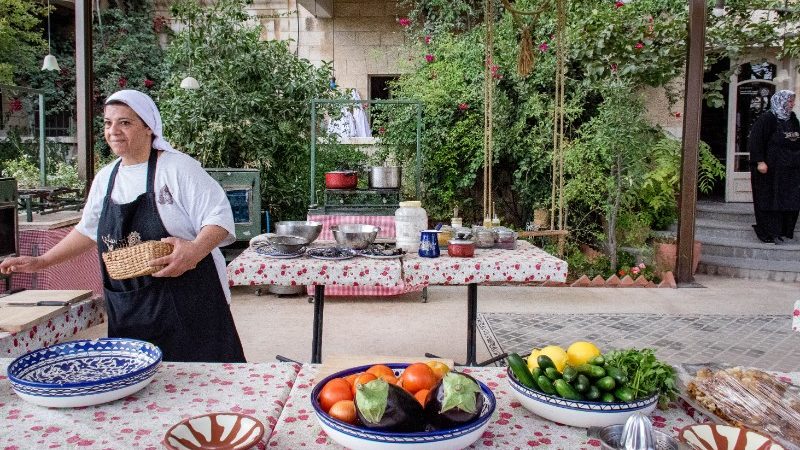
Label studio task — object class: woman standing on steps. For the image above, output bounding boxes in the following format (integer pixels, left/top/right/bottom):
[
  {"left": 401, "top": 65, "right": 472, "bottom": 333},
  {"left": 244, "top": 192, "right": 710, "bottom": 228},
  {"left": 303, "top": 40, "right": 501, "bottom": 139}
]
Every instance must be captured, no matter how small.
[{"left": 748, "top": 89, "right": 800, "bottom": 244}]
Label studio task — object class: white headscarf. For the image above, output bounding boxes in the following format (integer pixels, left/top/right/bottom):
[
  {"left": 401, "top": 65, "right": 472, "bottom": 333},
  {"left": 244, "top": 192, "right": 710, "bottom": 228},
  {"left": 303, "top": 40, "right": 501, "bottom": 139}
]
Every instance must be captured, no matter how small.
[
  {"left": 770, "top": 89, "right": 796, "bottom": 121},
  {"left": 105, "top": 90, "right": 180, "bottom": 153}
]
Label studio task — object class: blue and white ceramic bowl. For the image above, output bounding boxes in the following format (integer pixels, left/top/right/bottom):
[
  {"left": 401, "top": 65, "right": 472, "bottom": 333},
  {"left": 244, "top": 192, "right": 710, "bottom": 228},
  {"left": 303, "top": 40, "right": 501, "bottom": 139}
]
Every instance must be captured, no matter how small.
[
  {"left": 507, "top": 367, "right": 658, "bottom": 428},
  {"left": 7, "top": 338, "right": 162, "bottom": 408},
  {"left": 311, "top": 363, "right": 495, "bottom": 450}
]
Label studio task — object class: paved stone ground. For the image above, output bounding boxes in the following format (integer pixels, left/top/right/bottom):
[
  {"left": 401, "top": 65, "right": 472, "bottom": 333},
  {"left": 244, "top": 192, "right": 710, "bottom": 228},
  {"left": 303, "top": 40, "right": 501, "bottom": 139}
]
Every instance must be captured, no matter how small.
[{"left": 478, "top": 313, "right": 800, "bottom": 371}]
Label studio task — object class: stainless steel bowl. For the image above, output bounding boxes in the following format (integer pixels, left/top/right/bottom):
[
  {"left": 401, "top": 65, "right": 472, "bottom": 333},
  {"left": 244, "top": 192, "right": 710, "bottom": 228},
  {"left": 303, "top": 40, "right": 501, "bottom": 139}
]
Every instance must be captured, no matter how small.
[
  {"left": 274, "top": 221, "right": 322, "bottom": 244},
  {"left": 265, "top": 235, "right": 306, "bottom": 253},
  {"left": 330, "top": 224, "right": 381, "bottom": 250}
]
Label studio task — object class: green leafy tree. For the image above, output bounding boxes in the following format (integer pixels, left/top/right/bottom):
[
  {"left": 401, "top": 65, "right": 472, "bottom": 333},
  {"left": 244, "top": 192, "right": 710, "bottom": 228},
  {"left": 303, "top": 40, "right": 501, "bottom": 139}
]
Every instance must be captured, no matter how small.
[
  {"left": 158, "top": 0, "right": 335, "bottom": 220},
  {"left": 0, "top": 0, "right": 47, "bottom": 84}
]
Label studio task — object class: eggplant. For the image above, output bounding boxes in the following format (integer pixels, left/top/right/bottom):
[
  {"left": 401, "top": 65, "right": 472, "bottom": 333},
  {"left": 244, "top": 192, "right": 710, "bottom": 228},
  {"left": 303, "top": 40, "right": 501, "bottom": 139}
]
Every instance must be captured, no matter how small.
[
  {"left": 354, "top": 378, "right": 425, "bottom": 432},
  {"left": 424, "top": 372, "right": 484, "bottom": 430}
]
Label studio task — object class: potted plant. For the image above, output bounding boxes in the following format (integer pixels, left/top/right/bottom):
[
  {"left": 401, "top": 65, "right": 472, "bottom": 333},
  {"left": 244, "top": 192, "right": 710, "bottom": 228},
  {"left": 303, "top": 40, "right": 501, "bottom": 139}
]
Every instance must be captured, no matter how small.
[{"left": 652, "top": 234, "right": 702, "bottom": 275}]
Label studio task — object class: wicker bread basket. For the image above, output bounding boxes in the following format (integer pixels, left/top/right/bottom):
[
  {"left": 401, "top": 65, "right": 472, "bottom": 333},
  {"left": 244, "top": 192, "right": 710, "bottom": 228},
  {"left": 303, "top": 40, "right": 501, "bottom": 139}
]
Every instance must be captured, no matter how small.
[{"left": 102, "top": 241, "right": 174, "bottom": 280}]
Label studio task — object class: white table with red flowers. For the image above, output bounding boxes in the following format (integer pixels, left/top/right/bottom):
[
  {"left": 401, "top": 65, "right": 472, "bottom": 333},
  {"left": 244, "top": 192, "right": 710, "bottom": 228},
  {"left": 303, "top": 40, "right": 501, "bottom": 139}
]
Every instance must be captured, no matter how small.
[
  {"left": 266, "top": 365, "right": 800, "bottom": 449},
  {"left": 0, "top": 359, "right": 301, "bottom": 450},
  {"left": 402, "top": 241, "right": 567, "bottom": 365},
  {"left": 227, "top": 241, "right": 567, "bottom": 365},
  {"left": 0, "top": 296, "right": 105, "bottom": 358}
]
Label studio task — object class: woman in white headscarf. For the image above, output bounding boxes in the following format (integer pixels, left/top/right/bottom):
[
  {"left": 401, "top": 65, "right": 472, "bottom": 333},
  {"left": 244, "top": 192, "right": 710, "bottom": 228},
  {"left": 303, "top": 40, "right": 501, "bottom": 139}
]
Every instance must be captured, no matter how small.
[
  {"left": 0, "top": 90, "right": 246, "bottom": 362},
  {"left": 748, "top": 89, "right": 800, "bottom": 244}
]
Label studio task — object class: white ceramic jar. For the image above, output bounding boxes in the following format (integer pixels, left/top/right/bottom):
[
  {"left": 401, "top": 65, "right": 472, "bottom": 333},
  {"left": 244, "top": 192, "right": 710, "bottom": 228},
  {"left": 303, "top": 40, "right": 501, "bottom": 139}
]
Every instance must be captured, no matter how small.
[{"left": 395, "top": 200, "right": 428, "bottom": 252}]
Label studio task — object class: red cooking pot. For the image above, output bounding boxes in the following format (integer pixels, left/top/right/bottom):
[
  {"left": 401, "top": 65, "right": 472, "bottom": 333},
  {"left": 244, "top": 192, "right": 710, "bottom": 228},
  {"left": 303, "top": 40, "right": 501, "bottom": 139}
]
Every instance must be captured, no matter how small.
[{"left": 325, "top": 171, "right": 358, "bottom": 189}]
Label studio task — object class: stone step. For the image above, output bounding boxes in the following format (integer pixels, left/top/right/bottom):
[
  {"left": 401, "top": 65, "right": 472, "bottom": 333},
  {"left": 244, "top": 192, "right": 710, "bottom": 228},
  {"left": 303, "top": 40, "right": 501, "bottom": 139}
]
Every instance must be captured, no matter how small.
[
  {"left": 696, "top": 201, "right": 755, "bottom": 223},
  {"left": 697, "top": 254, "right": 800, "bottom": 282},
  {"left": 695, "top": 218, "right": 800, "bottom": 240},
  {"left": 697, "top": 233, "right": 800, "bottom": 261}
]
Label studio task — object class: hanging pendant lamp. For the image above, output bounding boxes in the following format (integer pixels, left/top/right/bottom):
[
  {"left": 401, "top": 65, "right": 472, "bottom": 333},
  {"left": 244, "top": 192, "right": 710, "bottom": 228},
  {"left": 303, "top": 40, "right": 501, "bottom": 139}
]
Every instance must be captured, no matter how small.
[
  {"left": 180, "top": 76, "right": 200, "bottom": 89},
  {"left": 41, "top": 0, "right": 60, "bottom": 71}
]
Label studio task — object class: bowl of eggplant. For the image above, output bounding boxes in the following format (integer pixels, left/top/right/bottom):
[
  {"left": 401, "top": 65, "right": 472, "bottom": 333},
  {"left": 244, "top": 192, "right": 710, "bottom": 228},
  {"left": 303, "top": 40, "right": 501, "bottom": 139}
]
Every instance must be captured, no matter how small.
[{"left": 311, "top": 363, "right": 495, "bottom": 450}]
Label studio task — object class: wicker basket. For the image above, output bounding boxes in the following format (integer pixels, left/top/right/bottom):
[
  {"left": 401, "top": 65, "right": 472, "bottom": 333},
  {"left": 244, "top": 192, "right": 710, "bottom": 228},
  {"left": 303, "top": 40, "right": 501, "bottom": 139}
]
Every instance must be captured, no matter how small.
[{"left": 102, "top": 241, "right": 174, "bottom": 280}]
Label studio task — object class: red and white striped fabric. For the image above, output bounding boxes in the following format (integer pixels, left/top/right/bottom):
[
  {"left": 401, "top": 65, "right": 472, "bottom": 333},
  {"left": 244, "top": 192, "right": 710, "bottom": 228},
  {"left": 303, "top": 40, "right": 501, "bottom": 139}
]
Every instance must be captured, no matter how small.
[
  {"left": 10, "top": 227, "right": 103, "bottom": 297},
  {"left": 306, "top": 214, "right": 396, "bottom": 241}
]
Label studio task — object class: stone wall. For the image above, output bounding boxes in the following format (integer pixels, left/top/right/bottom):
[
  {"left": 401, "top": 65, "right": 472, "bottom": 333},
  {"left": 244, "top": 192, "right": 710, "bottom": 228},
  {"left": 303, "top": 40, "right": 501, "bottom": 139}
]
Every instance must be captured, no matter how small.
[{"left": 155, "top": 0, "right": 410, "bottom": 100}]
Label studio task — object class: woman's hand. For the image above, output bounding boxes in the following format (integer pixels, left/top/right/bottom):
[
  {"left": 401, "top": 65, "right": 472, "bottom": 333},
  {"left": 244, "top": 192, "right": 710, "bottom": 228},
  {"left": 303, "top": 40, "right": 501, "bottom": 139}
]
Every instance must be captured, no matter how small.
[
  {"left": 757, "top": 161, "right": 768, "bottom": 174},
  {"left": 0, "top": 256, "right": 47, "bottom": 275},
  {"left": 149, "top": 237, "right": 205, "bottom": 278}
]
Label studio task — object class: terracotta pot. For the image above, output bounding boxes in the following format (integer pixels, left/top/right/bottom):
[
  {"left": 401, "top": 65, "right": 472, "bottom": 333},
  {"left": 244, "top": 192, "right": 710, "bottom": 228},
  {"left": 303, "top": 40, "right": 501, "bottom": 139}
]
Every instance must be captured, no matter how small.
[{"left": 654, "top": 241, "right": 702, "bottom": 274}]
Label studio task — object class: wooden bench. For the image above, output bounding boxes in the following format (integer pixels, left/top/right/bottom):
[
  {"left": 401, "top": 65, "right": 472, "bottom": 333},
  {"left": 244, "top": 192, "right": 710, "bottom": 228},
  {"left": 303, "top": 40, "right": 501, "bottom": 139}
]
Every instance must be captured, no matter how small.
[{"left": 518, "top": 229, "right": 569, "bottom": 256}]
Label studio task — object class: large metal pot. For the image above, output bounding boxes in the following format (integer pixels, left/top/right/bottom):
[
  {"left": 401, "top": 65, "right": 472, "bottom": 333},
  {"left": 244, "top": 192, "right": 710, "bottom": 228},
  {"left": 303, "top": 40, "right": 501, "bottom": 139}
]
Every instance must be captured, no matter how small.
[
  {"left": 368, "top": 166, "right": 401, "bottom": 189},
  {"left": 325, "top": 171, "right": 358, "bottom": 189}
]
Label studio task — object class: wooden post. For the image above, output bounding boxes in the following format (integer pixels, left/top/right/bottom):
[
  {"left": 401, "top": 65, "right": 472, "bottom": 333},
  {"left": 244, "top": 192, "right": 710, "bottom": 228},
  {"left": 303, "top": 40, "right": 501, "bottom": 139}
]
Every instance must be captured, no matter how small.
[
  {"left": 75, "top": 0, "right": 94, "bottom": 193},
  {"left": 676, "top": 0, "right": 706, "bottom": 285}
]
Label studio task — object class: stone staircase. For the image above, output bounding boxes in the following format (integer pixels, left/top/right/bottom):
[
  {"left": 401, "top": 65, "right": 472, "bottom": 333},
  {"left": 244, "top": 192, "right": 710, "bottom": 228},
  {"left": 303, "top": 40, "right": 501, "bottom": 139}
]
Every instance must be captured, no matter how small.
[{"left": 693, "top": 200, "right": 800, "bottom": 282}]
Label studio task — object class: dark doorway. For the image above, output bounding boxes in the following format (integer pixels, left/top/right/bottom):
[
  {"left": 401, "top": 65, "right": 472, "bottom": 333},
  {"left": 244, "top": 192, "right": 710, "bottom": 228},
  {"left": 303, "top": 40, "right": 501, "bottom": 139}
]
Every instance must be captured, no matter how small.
[
  {"left": 369, "top": 75, "right": 399, "bottom": 100},
  {"left": 700, "top": 57, "right": 730, "bottom": 200}
]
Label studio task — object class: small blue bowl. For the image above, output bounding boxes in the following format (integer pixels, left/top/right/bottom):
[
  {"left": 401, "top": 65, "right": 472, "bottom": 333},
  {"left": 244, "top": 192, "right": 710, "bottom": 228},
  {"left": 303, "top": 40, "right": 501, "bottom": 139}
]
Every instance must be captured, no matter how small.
[
  {"left": 7, "top": 338, "right": 162, "bottom": 408},
  {"left": 311, "top": 363, "right": 496, "bottom": 450}
]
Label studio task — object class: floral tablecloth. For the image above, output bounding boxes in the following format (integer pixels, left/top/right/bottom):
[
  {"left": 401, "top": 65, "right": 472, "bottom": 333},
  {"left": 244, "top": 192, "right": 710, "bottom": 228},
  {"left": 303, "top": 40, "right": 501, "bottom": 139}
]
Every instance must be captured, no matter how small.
[
  {"left": 403, "top": 241, "right": 568, "bottom": 286},
  {"left": 267, "top": 366, "right": 799, "bottom": 449},
  {"left": 0, "top": 360, "right": 301, "bottom": 450},
  {"left": 227, "top": 247, "right": 406, "bottom": 289},
  {"left": 793, "top": 300, "right": 799, "bottom": 332},
  {"left": 0, "top": 297, "right": 105, "bottom": 358}
]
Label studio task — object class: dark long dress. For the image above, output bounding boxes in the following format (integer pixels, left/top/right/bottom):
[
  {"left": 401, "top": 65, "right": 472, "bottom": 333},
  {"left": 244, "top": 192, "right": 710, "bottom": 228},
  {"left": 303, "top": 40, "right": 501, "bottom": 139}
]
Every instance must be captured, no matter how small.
[{"left": 748, "top": 111, "right": 800, "bottom": 240}]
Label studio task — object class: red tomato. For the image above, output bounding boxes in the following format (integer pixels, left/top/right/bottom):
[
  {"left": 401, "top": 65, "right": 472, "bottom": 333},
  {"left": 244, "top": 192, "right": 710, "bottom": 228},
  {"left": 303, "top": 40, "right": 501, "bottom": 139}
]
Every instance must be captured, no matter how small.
[
  {"left": 351, "top": 372, "right": 377, "bottom": 396},
  {"left": 399, "top": 363, "right": 437, "bottom": 394},
  {"left": 414, "top": 388, "right": 431, "bottom": 406},
  {"left": 318, "top": 378, "right": 353, "bottom": 412}
]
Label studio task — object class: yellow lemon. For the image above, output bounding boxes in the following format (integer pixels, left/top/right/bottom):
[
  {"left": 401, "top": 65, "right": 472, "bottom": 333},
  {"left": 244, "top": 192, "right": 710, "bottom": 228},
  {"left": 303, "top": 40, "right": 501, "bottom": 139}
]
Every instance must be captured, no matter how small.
[
  {"left": 566, "top": 341, "right": 601, "bottom": 367},
  {"left": 526, "top": 345, "right": 568, "bottom": 372}
]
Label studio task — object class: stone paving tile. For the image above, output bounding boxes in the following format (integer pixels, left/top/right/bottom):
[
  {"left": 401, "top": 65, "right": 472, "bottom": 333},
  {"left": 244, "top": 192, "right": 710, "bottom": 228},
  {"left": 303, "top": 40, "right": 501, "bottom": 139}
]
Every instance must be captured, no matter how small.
[{"left": 477, "top": 313, "right": 800, "bottom": 371}]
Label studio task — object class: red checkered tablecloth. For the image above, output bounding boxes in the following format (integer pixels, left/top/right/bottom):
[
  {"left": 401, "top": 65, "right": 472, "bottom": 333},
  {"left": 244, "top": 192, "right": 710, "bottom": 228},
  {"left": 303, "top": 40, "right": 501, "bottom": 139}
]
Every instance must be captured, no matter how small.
[{"left": 9, "top": 227, "right": 103, "bottom": 297}]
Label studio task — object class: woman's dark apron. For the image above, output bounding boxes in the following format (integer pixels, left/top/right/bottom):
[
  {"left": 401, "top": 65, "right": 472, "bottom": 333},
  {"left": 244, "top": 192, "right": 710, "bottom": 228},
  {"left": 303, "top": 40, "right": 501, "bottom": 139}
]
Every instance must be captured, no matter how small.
[{"left": 97, "top": 149, "right": 245, "bottom": 362}]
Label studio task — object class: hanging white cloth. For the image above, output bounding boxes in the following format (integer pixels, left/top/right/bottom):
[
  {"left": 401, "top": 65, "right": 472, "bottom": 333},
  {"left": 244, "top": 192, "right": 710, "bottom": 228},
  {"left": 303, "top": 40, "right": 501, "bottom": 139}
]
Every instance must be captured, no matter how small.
[{"left": 350, "top": 90, "right": 372, "bottom": 138}]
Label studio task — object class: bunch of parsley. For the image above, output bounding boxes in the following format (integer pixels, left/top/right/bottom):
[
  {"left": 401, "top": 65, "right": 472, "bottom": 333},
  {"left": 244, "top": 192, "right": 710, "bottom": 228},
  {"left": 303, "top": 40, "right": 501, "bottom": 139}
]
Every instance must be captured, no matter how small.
[{"left": 603, "top": 348, "right": 678, "bottom": 409}]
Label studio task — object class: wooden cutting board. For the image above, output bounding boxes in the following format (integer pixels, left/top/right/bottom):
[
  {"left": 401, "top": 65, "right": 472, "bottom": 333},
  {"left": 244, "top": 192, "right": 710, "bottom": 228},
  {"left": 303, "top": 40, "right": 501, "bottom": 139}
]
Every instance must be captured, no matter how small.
[
  {"left": 316, "top": 354, "right": 455, "bottom": 382},
  {"left": 0, "top": 305, "right": 69, "bottom": 332},
  {"left": 0, "top": 290, "right": 93, "bottom": 306}
]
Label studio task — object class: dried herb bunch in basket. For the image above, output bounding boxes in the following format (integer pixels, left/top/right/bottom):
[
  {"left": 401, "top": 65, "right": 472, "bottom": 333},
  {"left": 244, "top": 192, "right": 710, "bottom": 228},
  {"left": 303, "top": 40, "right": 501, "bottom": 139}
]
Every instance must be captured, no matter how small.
[
  {"left": 101, "top": 232, "right": 173, "bottom": 280},
  {"left": 687, "top": 367, "right": 800, "bottom": 445}
]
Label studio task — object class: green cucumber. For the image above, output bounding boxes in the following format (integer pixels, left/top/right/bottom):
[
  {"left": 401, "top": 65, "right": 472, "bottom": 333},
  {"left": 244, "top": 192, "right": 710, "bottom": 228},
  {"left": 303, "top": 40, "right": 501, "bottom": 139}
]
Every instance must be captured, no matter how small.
[
  {"left": 614, "top": 386, "right": 635, "bottom": 403},
  {"left": 595, "top": 376, "right": 616, "bottom": 392},
  {"left": 544, "top": 367, "right": 562, "bottom": 381},
  {"left": 601, "top": 392, "right": 616, "bottom": 402},
  {"left": 589, "top": 354, "right": 605, "bottom": 366},
  {"left": 576, "top": 364, "right": 605, "bottom": 378},
  {"left": 585, "top": 385, "right": 601, "bottom": 401},
  {"left": 606, "top": 366, "right": 628, "bottom": 385},
  {"left": 537, "top": 375, "right": 557, "bottom": 395},
  {"left": 574, "top": 374, "right": 591, "bottom": 393},
  {"left": 507, "top": 353, "right": 537, "bottom": 389},
  {"left": 537, "top": 355, "right": 556, "bottom": 371},
  {"left": 553, "top": 379, "right": 582, "bottom": 400},
  {"left": 562, "top": 366, "right": 578, "bottom": 383}
]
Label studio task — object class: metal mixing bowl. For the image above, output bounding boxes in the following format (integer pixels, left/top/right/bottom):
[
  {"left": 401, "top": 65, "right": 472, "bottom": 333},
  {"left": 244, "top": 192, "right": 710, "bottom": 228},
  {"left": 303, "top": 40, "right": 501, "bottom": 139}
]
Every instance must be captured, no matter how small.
[
  {"left": 274, "top": 221, "right": 322, "bottom": 244},
  {"left": 587, "top": 424, "right": 684, "bottom": 450},
  {"left": 265, "top": 235, "right": 307, "bottom": 253},
  {"left": 330, "top": 224, "right": 381, "bottom": 250}
]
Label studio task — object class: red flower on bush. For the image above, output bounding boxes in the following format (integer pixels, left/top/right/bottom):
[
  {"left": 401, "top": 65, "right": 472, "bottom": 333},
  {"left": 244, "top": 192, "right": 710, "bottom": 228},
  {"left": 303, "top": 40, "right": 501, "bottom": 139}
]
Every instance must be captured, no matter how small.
[
  {"left": 118, "top": 77, "right": 128, "bottom": 88},
  {"left": 153, "top": 16, "right": 167, "bottom": 33},
  {"left": 618, "top": 269, "right": 627, "bottom": 277},
  {"left": 490, "top": 64, "right": 502, "bottom": 79},
  {"left": 458, "top": 103, "right": 469, "bottom": 111},
  {"left": 398, "top": 17, "right": 411, "bottom": 27},
  {"left": 424, "top": 35, "right": 432, "bottom": 45},
  {"left": 143, "top": 79, "right": 154, "bottom": 88},
  {"left": 634, "top": 42, "right": 644, "bottom": 50},
  {"left": 539, "top": 42, "right": 549, "bottom": 53},
  {"left": 672, "top": 111, "right": 682, "bottom": 118},
  {"left": 425, "top": 54, "right": 435, "bottom": 63},
  {"left": 9, "top": 98, "right": 22, "bottom": 112},
  {"left": 615, "top": 1, "right": 625, "bottom": 8},
  {"left": 610, "top": 63, "right": 618, "bottom": 73},
  {"left": 378, "top": 127, "right": 386, "bottom": 135}
]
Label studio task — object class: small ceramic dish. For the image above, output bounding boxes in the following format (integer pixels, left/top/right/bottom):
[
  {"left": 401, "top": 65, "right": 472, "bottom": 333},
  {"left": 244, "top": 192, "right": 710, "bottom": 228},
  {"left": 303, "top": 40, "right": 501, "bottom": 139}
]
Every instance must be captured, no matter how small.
[
  {"left": 163, "top": 412, "right": 265, "bottom": 450},
  {"left": 312, "top": 363, "right": 496, "bottom": 450},
  {"left": 507, "top": 368, "right": 658, "bottom": 428},
  {"left": 678, "top": 424, "right": 785, "bottom": 450}
]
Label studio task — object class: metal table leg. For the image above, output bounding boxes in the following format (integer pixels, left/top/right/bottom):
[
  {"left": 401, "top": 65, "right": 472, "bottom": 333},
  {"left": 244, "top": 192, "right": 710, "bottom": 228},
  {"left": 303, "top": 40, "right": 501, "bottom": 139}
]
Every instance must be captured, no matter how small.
[
  {"left": 311, "top": 285, "right": 325, "bottom": 364},
  {"left": 466, "top": 283, "right": 478, "bottom": 366}
]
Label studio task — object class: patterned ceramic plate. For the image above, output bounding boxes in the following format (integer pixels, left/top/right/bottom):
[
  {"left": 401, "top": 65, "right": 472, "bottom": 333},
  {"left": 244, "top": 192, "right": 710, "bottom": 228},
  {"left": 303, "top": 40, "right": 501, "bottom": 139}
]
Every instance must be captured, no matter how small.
[
  {"left": 679, "top": 424, "right": 786, "bottom": 450},
  {"left": 7, "top": 338, "right": 162, "bottom": 408},
  {"left": 306, "top": 247, "right": 357, "bottom": 260},
  {"left": 254, "top": 245, "right": 305, "bottom": 259},
  {"left": 163, "top": 412, "right": 265, "bottom": 450}
]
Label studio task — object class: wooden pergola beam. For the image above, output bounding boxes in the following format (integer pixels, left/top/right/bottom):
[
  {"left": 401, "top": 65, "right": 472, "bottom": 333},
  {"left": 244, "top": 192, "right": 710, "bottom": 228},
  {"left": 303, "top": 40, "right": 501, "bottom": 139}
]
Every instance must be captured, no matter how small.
[{"left": 75, "top": 0, "right": 93, "bottom": 193}]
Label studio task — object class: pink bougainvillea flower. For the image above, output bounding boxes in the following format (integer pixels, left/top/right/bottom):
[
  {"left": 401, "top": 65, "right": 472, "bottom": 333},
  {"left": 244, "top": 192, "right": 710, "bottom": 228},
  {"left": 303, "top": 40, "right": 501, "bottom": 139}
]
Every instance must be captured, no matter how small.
[
  {"left": 378, "top": 127, "right": 386, "bottom": 135},
  {"left": 638, "top": 263, "right": 646, "bottom": 269},
  {"left": 672, "top": 111, "right": 682, "bottom": 118},
  {"left": 615, "top": 1, "right": 625, "bottom": 8},
  {"left": 425, "top": 54, "right": 435, "bottom": 63},
  {"left": 458, "top": 103, "right": 469, "bottom": 111},
  {"left": 10, "top": 98, "right": 22, "bottom": 112},
  {"left": 632, "top": 267, "right": 641, "bottom": 275},
  {"left": 118, "top": 77, "right": 128, "bottom": 88},
  {"left": 634, "top": 42, "right": 644, "bottom": 49},
  {"left": 610, "top": 63, "right": 618, "bottom": 73},
  {"left": 424, "top": 35, "right": 432, "bottom": 45},
  {"left": 398, "top": 17, "right": 411, "bottom": 27},
  {"left": 143, "top": 79, "right": 154, "bottom": 88},
  {"left": 539, "top": 42, "right": 549, "bottom": 52}
]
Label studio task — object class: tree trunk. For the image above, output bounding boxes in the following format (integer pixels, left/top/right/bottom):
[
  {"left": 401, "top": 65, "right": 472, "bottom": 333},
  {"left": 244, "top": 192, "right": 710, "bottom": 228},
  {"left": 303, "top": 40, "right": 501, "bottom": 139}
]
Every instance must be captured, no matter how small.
[{"left": 606, "top": 154, "right": 622, "bottom": 271}]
